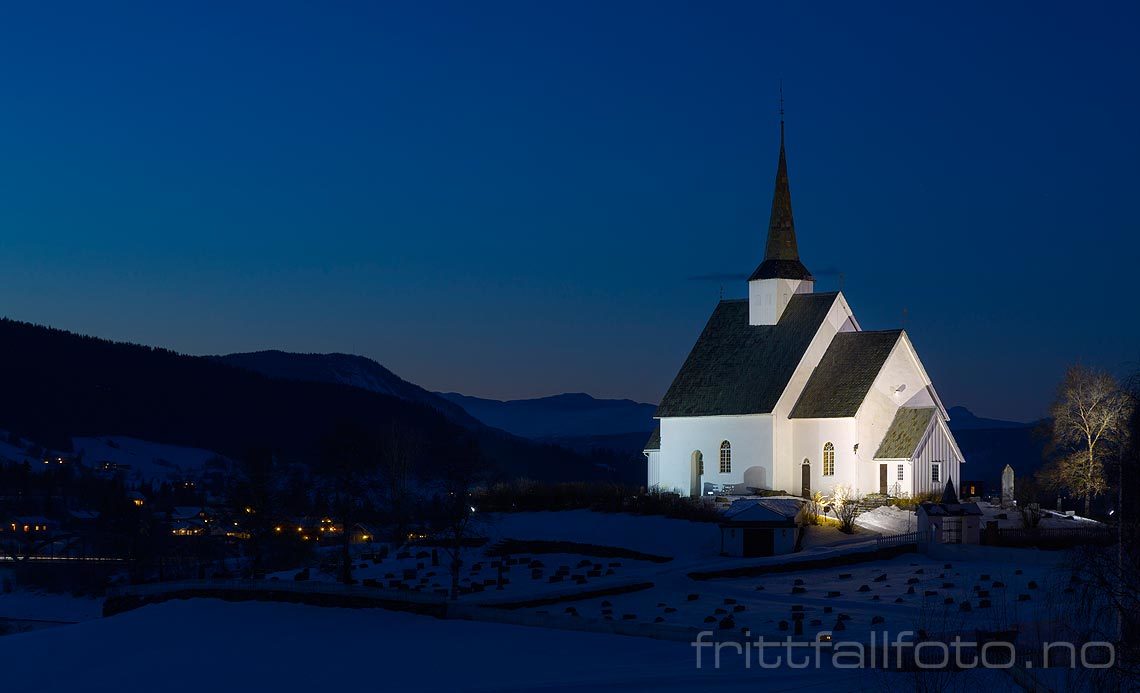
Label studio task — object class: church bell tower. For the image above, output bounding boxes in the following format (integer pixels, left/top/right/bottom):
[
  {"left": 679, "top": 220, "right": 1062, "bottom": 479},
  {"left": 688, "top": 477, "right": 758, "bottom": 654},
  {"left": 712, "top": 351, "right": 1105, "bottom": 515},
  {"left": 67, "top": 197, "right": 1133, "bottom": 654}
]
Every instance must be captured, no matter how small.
[{"left": 748, "top": 116, "right": 814, "bottom": 326}]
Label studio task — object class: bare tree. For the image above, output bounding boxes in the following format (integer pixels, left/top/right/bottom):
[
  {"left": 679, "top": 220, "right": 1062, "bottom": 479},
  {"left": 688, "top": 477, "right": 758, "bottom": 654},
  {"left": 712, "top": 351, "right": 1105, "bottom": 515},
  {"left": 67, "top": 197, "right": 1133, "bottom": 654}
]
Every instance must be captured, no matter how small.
[
  {"left": 829, "top": 485, "right": 863, "bottom": 534},
  {"left": 1015, "top": 475, "right": 1043, "bottom": 529},
  {"left": 1045, "top": 365, "right": 1133, "bottom": 516},
  {"left": 380, "top": 421, "right": 421, "bottom": 544},
  {"left": 320, "top": 421, "right": 382, "bottom": 585},
  {"left": 428, "top": 440, "right": 486, "bottom": 601}
]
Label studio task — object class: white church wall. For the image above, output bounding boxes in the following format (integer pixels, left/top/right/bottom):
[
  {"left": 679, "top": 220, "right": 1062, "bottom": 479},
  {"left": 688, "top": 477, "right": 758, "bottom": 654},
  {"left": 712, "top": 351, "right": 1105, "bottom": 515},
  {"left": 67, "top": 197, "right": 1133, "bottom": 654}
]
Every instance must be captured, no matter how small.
[
  {"left": 658, "top": 415, "right": 773, "bottom": 496},
  {"left": 645, "top": 451, "right": 661, "bottom": 491},
  {"left": 852, "top": 335, "right": 938, "bottom": 495},
  {"left": 771, "top": 293, "right": 855, "bottom": 492},
  {"left": 790, "top": 418, "right": 858, "bottom": 497},
  {"left": 856, "top": 339, "right": 930, "bottom": 458},
  {"left": 748, "top": 278, "right": 812, "bottom": 326},
  {"left": 912, "top": 418, "right": 962, "bottom": 497}
]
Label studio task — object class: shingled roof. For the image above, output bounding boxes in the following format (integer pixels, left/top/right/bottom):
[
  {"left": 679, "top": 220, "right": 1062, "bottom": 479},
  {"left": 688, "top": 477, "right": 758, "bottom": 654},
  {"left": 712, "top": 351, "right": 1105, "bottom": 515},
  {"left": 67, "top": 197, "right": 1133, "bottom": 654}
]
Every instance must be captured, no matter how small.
[
  {"left": 655, "top": 293, "right": 839, "bottom": 417},
  {"left": 874, "top": 407, "right": 937, "bottom": 459},
  {"left": 644, "top": 424, "right": 661, "bottom": 451},
  {"left": 788, "top": 330, "right": 903, "bottom": 419}
]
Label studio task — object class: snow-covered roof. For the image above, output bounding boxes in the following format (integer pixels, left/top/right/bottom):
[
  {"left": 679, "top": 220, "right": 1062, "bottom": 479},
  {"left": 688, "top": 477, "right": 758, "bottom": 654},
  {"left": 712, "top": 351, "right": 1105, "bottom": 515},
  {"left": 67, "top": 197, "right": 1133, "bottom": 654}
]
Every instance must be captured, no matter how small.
[
  {"left": 722, "top": 497, "right": 803, "bottom": 524},
  {"left": 918, "top": 502, "right": 983, "bottom": 517}
]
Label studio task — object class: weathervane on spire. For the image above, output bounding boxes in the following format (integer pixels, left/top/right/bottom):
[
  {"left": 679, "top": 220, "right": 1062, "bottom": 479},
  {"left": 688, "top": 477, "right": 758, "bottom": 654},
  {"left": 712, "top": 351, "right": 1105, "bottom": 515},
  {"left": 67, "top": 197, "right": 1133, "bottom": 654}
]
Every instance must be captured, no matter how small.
[{"left": 778, "top": 79, "right": 785, "bottom": 142}]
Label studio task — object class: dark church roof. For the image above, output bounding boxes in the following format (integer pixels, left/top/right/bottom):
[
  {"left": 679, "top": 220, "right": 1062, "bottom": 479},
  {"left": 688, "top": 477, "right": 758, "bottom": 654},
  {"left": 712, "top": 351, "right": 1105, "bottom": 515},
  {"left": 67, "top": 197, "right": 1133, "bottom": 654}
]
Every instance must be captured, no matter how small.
[
  {"left": 874, "top": 407, "right": 937, "bottom": 459},
  {"left": 656, "top": 293, "right": 839, "bottom": 417},
  {"left": 748, "top": 124, "right": 813, "bottom": 282},
  {"left": 788, "top": 330, "right": 903, "bottom": 419},
  {"left": 644, "top": 424, "right": 661, "bottom": 451}
]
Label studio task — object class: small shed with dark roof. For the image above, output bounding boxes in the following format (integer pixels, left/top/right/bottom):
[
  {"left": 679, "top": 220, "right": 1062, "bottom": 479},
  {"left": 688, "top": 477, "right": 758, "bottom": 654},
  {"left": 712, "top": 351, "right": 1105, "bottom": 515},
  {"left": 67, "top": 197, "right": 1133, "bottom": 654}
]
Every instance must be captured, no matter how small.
[
  {"left": 917, "top": 480, "right": 983, "bottom": 545},
  {"left": 719, "top": 497, "right": 805, "bottom": 557}
]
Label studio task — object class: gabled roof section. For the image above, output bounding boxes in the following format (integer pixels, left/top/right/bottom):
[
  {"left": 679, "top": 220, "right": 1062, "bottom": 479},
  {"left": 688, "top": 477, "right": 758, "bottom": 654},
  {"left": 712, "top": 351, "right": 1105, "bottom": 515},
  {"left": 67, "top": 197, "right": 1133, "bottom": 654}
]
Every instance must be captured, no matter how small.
[
  {"left": 656, "top": 293, "right": 839, "bottom": 418},
  {"left": 873, "top": 407, "right": 937, "bottom": 459},
  {"left": 789, "top": 330, "right": 903, "bottom": 419},
  {"left": 643, "top": 424, "right": 660, "bottom": 451}
]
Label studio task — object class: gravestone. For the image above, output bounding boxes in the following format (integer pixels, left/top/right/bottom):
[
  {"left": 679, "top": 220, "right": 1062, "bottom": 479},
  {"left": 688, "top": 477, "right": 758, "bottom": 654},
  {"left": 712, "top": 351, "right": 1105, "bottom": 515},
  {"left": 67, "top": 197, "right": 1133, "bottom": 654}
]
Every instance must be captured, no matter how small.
[{"left": 1001, "top": 464, "right": 1015, "bottom": 508}]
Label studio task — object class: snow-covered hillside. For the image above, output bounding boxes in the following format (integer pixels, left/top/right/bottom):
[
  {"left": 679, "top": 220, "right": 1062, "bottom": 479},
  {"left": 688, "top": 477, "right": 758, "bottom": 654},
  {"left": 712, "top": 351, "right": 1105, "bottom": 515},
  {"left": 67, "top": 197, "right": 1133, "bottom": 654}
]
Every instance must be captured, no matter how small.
[{"left": 72, "top": 436, "right": 231, "bottom": 484}]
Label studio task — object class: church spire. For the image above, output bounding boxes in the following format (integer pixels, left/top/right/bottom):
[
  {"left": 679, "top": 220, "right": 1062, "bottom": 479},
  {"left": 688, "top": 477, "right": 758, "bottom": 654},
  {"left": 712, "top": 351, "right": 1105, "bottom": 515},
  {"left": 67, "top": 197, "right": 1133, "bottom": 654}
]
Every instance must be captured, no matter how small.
[{"left": 748, "top": 94, "right": 813, "bottom": 283}]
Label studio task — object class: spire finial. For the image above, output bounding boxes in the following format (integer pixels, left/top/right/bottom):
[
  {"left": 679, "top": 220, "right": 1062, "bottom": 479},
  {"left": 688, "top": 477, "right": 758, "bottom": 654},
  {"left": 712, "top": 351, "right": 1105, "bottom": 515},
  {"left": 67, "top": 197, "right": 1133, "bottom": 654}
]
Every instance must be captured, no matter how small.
[
  {"left": 778, "top": 80, "right": 785, "bottom": 144},
  {"left": 746, "top": 80, "right": 812, "bottom": 284}
]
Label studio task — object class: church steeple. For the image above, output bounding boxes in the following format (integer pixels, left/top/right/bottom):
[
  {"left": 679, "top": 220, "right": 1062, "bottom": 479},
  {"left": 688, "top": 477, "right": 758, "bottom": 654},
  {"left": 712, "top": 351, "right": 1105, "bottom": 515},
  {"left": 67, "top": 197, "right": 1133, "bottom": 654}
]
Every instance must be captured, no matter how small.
[
  {"left": 747, "top": 98, "right": 816, "bottom": 326},
  {"left": 748, "top": 114, "right": 813, "bottom": 282}
]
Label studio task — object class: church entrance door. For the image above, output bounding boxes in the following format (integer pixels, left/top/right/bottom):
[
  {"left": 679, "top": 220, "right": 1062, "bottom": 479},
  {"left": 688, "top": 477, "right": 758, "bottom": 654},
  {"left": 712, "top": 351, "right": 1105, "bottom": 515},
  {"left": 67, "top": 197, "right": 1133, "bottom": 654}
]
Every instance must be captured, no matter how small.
[
  {"left": 879, "top": 464, "right": 888, "bottom": 495},
  {"left": 801, "top": 461, "right": 811, "bottom": 499}
]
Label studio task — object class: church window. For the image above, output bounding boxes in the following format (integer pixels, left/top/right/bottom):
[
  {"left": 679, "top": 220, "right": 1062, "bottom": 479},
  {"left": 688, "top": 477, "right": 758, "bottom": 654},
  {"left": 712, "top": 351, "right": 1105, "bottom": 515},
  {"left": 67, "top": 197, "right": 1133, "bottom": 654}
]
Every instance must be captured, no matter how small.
[
  {"left": 931, "top": 462, "right": 941, "bottom": 484},
  {"left": 696, "top": 452, "right": 704, "bottom": 476},
  {"left": 897, "top": 464, "right": 904, "bottom": 481},
  {"left": 822, "top": 442, "right": 835, "bottom": 476},
  {"left": 719, "top": 441, "right": 732, "bottom": 473}
]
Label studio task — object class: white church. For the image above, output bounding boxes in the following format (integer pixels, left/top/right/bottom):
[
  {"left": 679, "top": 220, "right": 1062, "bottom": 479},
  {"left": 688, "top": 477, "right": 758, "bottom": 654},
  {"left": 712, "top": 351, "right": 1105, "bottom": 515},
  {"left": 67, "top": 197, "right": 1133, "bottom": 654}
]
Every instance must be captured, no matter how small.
[{"left": 645, "top": 123, "right": 963, "bottom": 501}]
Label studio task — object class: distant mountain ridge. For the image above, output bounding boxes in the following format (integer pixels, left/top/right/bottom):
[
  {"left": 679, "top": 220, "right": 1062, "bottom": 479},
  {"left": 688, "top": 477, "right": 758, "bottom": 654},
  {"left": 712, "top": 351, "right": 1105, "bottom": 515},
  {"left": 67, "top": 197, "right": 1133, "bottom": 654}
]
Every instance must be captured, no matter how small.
[
  {"left": 437, "top": 392, "right": 657, "bottom": 440},
  {"left": 214, "top": 351, "right": 479, "bottom": 427},
  {"left": 0, "top": 318, "right": 639, "bottom": 483},
  {"left": 946, "top": 406, "right": 1031, "bottom": 431},
  {"left": 945, "top": 406, "right": 1045, "bottom": 492}
]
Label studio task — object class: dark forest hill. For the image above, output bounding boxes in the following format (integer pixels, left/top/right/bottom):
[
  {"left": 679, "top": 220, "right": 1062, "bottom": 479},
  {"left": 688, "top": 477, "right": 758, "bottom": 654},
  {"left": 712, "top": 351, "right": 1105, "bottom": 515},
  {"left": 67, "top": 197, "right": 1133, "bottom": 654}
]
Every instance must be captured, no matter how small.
[
  {"left": 946, "top": 407, "right": 1048, "bottom": 490},
  {"left": 438, "top": 392, "right": 657, "bottom": 440},
  {"left": 213, "top": 350, "right": 479, "bottom": 428},
  {"left": 0, "top": 318, "right": 639, "bottom": 483}
]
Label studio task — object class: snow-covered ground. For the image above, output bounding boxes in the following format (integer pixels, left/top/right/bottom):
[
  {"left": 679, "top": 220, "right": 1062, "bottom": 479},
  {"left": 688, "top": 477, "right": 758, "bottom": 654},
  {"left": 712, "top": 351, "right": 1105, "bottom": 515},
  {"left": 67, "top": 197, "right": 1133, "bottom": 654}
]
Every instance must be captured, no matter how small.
[
  {"left": 978, "top": 502, "right": 1102, "bottom": 529},
  {"left": 263, "top": 509, "right": 1068, "bottom": 648},
  {"left": 487, "top": 509, "right": 721, "bottom": 559},
  {"left": 0, "top": 432, "right": 58, "bottom": 465},
  {"left": 855, "top": 501, "right": 1103, "bottom": 535},
  {"left": 0, "top": 598, "right": 903, "bottom": 692},
  {"left": 0, "top": 589, "right": 103, "bottom": 622},
  {"left": 517, "top": 551, "right": 1068, "bottom": 643},
  {"left": 0, "top": 507, "right": 1090, "bottom": 690},
  {"left": 854, "top": 505, "right": 916, "bottom": 535},
  {"left": 72, "top": 435, "right": 230, "bottom": 484}
]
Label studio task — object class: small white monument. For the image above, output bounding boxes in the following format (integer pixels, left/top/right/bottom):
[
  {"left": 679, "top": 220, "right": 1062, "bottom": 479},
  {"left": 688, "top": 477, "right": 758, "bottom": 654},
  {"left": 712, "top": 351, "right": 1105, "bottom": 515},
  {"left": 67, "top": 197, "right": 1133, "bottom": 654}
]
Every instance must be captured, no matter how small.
[{"left": 1001, "top": 464, "right": 1015, "bottom": 509}]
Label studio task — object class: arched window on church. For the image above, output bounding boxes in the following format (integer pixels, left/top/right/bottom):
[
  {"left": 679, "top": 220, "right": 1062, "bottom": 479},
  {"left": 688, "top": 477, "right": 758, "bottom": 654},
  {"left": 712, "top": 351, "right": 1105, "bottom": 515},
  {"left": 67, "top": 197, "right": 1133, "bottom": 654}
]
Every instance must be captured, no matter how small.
[
  {"left": 719, "top": 441, "right": 732, "bottom": 473},
  {"left": 823, "top": 442, "right": 835, "bottom": 476}
]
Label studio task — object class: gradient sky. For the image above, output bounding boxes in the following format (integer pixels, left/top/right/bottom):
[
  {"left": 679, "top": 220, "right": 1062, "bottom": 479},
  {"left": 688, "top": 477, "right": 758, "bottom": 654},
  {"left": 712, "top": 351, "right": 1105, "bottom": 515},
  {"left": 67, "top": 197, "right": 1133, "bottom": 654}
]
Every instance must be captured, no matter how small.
[{"left": 1, "top": 1, "right": 1137, "bottom": 421}]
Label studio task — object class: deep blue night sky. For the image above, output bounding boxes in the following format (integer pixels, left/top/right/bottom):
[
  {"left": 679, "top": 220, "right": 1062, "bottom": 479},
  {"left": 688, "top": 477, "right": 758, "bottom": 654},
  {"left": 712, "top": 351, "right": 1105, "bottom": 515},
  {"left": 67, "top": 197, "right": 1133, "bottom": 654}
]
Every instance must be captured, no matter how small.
[{"left": 1, "top": 2, "right": 1137, "bottom": 421}]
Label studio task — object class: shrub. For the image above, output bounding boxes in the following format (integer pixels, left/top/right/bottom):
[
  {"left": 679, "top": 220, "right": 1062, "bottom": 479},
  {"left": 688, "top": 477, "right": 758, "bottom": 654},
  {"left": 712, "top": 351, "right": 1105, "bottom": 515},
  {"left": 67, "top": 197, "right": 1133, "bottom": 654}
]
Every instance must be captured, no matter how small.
[{"left": 829, "top": 486, "right": 863, "bottom": 534}]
